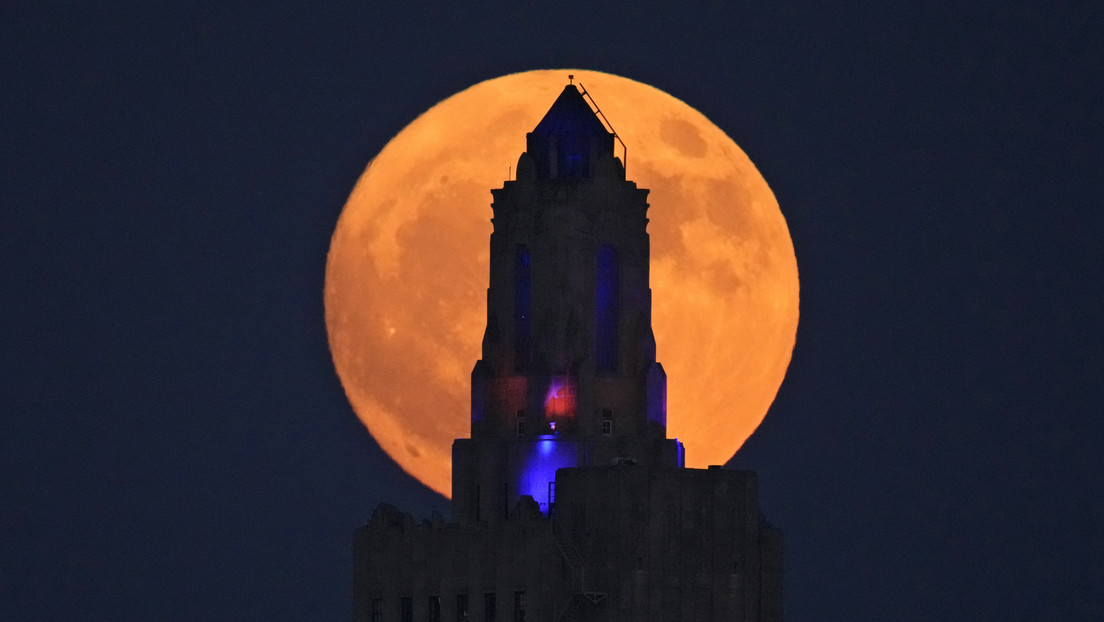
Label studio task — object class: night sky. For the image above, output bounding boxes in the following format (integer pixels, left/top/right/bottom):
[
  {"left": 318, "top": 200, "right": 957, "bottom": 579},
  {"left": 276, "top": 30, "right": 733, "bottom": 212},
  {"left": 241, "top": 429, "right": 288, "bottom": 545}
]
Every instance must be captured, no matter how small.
[{"left": 3, "top": 2, "right": 1102, "bottom": 620}]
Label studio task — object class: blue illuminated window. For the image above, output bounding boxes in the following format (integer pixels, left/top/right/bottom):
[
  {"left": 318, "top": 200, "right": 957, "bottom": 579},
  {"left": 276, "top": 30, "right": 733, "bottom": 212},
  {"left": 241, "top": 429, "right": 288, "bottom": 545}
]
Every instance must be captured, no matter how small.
[
  {"left": 565, "top": 152, "right": 583, "bottom": 177},
  {"left": 514, "top": 245, "right": 531, "bottom": 372},
  {"left": 596, "top": 245, "right": 619, "bottom": 372}
]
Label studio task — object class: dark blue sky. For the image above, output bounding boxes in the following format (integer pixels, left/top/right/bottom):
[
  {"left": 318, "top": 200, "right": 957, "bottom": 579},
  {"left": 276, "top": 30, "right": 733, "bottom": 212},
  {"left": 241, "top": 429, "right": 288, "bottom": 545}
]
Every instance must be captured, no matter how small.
[{"left": 3, "top": 2, "right": 1102, "bottom": 620}]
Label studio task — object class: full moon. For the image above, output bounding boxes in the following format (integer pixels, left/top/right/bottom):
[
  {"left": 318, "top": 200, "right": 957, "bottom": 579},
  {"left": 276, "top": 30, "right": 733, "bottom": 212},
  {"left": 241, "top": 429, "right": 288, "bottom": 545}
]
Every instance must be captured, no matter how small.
[{"left": 325, "top": 70, "right": 798, "bottom": 498}]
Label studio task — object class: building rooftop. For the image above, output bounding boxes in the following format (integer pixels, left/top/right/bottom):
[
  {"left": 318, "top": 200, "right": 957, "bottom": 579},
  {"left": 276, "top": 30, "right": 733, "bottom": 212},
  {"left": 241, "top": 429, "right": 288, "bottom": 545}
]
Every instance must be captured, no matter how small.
[{"left": 530, "top": 84, "right": 611, "bottom": 139}]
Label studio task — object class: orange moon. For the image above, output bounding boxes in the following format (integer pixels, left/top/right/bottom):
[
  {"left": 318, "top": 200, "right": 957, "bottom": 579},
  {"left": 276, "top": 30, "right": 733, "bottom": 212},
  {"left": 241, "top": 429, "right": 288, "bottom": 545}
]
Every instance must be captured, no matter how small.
[{"left": 325, "top": 70, "right": 798, "bottom": 498}]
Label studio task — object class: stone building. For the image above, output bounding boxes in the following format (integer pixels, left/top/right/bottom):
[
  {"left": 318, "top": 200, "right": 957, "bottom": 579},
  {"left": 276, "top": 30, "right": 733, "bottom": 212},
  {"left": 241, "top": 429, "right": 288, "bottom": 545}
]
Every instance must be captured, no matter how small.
[{"left": 354, "top": 81, "right": 782, "bottom": 622}]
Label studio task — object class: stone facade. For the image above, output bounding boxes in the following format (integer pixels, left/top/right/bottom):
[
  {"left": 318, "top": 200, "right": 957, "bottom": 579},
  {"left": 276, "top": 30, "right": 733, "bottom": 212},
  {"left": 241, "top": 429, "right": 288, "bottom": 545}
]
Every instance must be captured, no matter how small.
[
  {"left": 354, "top": 82, "right": 782, "bottom": 621},
  {"left": 355, "top": 466, "right": 782, "bottom": 622}
]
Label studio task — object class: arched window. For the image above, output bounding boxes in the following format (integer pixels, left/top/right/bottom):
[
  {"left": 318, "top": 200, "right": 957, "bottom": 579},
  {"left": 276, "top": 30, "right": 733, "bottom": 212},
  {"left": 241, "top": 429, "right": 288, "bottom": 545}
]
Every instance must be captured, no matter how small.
[
  {"left": 514, "top": 245, "right": 531, "bottom": 372},
  {"left": 596, "top": 245, "right": 619, "bottom": 372}
]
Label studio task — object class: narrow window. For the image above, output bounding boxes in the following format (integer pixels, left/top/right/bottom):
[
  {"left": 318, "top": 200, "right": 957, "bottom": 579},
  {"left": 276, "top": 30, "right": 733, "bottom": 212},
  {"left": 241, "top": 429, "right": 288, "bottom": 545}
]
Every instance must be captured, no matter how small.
[
  {"left": 484, "top": 593, "right": 496, "bottom": 622},
  {"left": 428, "top": 596, "right": 441, "bottom": 622},
  {"left": 371, "top": 598, "right": 383, "bottom": 622},
  {"left": 595, "top": 245, "right": 619, "bottom": 372},
  {"left": 601, "top": 419, "right": 613, "bottom": 436},
  {"left": 513, "top": 591, "right": 526, "bottom": 622},
  {"left": 514, "top": 245, "right": 531, "bottom": 372},
  {"left": 474, "top": 484, "right": 481, "bottom": 522},
  {"left": 400, "top": 597, "right": 413, "bottom": 622},
  {"left": 456, "top": 594, "right": 469, "bottom": 622},
  {"left": 548, "top": 481, "right": 556, "bottom": 517}
]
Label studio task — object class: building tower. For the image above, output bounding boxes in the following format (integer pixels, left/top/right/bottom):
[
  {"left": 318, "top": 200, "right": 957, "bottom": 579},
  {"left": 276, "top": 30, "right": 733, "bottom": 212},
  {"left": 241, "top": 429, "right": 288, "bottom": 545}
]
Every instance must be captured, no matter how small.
[
  {"left": 355, "top": 81, "right": 782, "bottom": 622},
  {"left": 452, "top": 83, "right": 683, "bottom": 524}
]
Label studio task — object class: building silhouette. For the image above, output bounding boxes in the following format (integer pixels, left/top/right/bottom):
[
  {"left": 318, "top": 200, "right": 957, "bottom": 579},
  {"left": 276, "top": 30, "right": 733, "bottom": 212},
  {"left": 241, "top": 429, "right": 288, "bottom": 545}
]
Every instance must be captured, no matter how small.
[{"left": 355, "top": 80, "right": 782, "bottom": 622}]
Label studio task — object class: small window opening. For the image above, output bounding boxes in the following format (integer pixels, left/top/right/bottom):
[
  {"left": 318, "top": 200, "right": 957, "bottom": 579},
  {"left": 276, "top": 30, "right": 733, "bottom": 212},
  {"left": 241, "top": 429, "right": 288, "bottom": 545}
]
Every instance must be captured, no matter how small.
[
  {"left": 513, "top": 591, "right": 526, "bottom": 622},
  {"left": 428, "top": 596, "right": 441, "bottom": 622},
  {"left": 456, "top": 594, "right": 469, "bottom": 622},
  {"left": 484, "top": 593, "right": 496, "bottom": 622}
]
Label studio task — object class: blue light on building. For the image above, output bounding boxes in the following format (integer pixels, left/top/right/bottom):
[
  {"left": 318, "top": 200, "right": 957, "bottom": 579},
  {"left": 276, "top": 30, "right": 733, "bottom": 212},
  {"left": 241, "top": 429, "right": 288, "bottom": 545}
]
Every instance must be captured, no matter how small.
[{"left": 517, "top": 438, "right": 576, "bottom": 515}]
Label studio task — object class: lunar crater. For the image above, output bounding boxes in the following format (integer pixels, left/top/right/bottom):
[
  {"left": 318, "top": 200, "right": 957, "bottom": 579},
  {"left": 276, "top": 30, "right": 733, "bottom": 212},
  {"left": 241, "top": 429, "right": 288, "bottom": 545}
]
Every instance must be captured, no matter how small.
[{"left": 659, "top": 117, "right": 708, "bottom": 158}]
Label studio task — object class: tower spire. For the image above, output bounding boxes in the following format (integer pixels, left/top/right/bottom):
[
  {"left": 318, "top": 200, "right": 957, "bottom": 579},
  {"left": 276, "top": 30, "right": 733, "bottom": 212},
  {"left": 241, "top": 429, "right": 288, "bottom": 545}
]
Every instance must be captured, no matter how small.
[
  {"left": 524, "top": 83, "right": 614, "bottom": 181},
  {"left": 452, "top": 82, "right": 681, "bottom": 524}
]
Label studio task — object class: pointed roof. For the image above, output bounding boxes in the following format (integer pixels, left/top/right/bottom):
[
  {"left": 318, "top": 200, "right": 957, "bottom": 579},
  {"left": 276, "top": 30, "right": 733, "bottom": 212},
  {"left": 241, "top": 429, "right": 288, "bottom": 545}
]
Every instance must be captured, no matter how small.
[
  {"left": 525, "top": 84, "right": 616, "bottom": 181},
  {"left": 530, "top": 85, "right": 610, "bottom": 138}
]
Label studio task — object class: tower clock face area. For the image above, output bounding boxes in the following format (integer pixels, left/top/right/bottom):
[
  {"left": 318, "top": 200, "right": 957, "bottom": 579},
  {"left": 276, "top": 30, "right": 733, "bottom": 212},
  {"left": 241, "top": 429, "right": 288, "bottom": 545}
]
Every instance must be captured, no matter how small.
[{"left": 325, "top": 70, "right": 799, "bottom": 498}]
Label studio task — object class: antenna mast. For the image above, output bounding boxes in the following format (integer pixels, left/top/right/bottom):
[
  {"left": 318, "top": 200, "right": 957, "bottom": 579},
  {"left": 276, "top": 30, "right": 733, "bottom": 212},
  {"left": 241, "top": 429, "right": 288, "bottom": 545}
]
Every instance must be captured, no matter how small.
[{"left": 577, "top": 82, "right": 628, "bottom": 176}]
